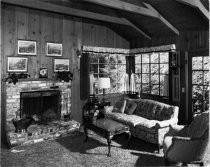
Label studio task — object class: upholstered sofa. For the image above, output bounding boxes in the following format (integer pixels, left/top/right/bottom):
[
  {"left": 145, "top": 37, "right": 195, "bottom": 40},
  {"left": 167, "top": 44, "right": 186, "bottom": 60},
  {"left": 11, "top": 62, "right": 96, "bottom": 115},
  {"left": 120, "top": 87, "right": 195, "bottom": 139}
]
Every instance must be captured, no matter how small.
[{"left": 105, "top": 98, "right": 179, "bottom": 150}]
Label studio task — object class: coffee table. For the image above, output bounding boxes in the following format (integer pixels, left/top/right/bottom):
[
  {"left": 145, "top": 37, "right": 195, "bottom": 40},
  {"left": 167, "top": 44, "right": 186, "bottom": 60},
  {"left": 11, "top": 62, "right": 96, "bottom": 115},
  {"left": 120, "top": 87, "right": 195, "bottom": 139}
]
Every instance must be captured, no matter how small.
[{"left": 84, "top": 118, "right": 131, "bottom": 157}]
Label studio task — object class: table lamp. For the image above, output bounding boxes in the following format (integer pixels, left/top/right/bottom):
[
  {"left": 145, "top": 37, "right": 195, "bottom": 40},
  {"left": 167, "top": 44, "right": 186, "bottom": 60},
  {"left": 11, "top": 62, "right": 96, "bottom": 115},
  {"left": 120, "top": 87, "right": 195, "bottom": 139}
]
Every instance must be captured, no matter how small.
[{"left": 98, "top": 77, "right": 110, "bottom": 102}]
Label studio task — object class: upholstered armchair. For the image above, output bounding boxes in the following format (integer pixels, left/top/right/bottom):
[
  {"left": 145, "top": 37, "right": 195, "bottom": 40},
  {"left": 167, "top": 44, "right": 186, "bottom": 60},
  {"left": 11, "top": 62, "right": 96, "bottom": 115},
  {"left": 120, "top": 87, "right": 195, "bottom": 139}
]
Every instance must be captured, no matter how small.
[{"left": 163, "top": 111, "right": 209, "bottom": 166}]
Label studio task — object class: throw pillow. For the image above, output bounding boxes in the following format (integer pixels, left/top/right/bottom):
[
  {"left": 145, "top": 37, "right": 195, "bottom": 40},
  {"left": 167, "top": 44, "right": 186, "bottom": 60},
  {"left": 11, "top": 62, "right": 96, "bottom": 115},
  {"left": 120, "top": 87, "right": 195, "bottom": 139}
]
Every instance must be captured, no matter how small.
[
  {"left": 124, "top": 100, "right": 137, "bottom": 115},
  {"left": 104, "top": 106, "right": 114, "bottom": 113},
  {"left": 112, "top": 99, "right": 127, "bottom": 113}
]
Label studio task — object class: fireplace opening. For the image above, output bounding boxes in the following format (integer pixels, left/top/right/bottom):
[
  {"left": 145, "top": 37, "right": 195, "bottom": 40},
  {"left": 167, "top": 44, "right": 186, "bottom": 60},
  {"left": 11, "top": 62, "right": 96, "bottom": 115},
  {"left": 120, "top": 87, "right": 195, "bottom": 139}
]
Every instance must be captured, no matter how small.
[{"left": 20, "top": 90, "right": 61, "bottom": 123}]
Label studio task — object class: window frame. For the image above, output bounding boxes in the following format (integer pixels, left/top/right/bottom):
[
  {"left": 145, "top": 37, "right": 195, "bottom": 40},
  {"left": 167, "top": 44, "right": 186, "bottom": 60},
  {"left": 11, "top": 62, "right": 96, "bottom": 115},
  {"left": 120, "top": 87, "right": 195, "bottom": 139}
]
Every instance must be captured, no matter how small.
[
  {"left": 89, "top": 53, "right": 126, "bottom": 94},
  {"left": 135, "top": 52, "right": 170, "bottom": 98},
  {"left": 191, "top": 56, "right": 209, "bottom": 115}
]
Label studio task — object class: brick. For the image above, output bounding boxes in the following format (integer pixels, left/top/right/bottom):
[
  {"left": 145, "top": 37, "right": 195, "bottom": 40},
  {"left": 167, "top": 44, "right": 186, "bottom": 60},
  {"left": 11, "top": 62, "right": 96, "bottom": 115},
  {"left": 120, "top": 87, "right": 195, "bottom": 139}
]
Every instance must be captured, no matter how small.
[
  {"left": 12, "top": 95, "right": 20, "bottom": 99},
  {"left": 31, "top": 81, "right": 42, "bottom": 84},
  {"left": 38, "top": 83, "right": 47, "bottom": 87},
  {"left": 18, "top": 84, "right": 28, "bottom": 88},
  {"left": 7, "top": 99, "right": 17, "bottom": 103}
]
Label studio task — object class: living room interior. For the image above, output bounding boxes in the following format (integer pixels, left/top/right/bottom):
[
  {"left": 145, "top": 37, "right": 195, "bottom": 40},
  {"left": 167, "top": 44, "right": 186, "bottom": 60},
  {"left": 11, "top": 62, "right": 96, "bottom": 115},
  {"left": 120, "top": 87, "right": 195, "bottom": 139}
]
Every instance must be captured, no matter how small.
[{"left": 0, "top": 0, "right": 209, "bottom": 166}]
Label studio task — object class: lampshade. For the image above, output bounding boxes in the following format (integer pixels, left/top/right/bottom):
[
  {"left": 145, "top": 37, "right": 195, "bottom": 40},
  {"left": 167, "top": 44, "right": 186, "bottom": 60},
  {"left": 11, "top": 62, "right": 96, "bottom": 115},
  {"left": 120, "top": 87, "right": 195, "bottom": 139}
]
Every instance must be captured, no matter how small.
[{"left": 98, "top": 78, "right": 110, "bottom": 89}]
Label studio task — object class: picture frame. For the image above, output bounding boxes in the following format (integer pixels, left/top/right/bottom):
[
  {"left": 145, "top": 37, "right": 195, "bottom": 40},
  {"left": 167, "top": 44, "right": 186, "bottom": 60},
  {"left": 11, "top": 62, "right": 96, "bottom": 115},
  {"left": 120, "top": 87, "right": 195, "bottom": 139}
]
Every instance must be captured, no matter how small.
[
  {"left": 53, "top": 59, "right": 70, "bottom": 72},
  {"left": 7, "top": 57, "right": 28, "bottom": 72},
  {"left": 39, "top": 68, "right": 48, "bottom": 78},
  {"left": 46, "top": 42, "right": 62, "bottom": 56},
  {"left": 18, "top": 40, "right": 37, "bottom": 55}
]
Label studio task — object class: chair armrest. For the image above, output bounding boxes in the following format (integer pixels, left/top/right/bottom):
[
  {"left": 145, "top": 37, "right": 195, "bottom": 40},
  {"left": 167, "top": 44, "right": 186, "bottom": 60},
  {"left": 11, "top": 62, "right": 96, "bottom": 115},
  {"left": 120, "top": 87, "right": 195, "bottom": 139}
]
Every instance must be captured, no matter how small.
[
  {"left": 166, "top": 124, "right": 188, "bottom": 136},
  {"left": 165, "top": 137, "right": 201, "bottom": 162},
  {"left": 155, "top": 118, "right": 178, "bottom": 128}
]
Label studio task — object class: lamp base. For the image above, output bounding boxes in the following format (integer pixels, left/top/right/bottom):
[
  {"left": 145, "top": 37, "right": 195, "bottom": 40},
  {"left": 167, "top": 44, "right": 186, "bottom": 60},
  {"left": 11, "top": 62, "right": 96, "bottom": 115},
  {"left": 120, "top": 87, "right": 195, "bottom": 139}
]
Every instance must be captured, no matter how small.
[{"left": 102, "top": 89, "right": 106, "bottom": 102}]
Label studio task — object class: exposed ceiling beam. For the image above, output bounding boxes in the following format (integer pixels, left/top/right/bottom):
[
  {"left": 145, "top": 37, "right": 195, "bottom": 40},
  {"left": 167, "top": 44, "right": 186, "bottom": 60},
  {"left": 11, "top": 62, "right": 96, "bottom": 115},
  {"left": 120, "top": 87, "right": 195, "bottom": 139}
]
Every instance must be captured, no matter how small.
[
  {"left": 2, "top": 0, "right": 126, "bottom": 25},
  {"left": 83, "top": 0, "right": 157, "bottom": 17},
  {"left": 83, "top": 0, "right": 179, "bottom": 35},
  {"left": 143, "top": 3, "right": 179, "bottom": 35},
  {"left": 175, "top": 0, "right": 209, "bottom": 19},
  {"left": 2, "top": 0, "right": 151, "bottom": 40}
]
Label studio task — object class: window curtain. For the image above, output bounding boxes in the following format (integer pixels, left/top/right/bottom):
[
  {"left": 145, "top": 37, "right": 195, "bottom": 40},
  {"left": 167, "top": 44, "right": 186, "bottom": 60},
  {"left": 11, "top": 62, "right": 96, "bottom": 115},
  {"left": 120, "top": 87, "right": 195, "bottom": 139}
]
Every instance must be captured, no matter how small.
[
  {"left": 121, "top": 73, "right": 129, "bottom": 93},
  {"left": 130, "top": 73, "right": 136, "bottom": 93},
  {"left": 80, "top": 52, "right": 90, "bottom": 100}
]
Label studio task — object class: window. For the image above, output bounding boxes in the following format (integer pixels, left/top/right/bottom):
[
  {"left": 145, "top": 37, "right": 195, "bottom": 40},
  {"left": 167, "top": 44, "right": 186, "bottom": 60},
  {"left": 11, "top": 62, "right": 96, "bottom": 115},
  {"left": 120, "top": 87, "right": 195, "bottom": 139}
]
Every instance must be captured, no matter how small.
[
  {"left": 135, "top": 52, "right": 169, "bottom": 97},
  {"left": 192, "top": 56, "right": 209, "bottom": 115},
  {"left": 89, "top": 53, "right": 126, "bottom": 94}
]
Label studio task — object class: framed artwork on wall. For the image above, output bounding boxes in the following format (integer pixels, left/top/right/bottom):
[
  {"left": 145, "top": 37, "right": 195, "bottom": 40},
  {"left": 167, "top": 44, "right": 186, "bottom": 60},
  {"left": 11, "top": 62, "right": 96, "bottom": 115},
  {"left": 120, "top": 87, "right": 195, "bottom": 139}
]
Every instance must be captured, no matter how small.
[
  {"left": 18, "top": 40, "right": 37, "bottom": 55},
  {"left": 46, "top": 42, "right": 62, "bottom": 56},
  {"left": 7, "top": 57, "right": 28, "bottom": 72},
  {"left": 53, "top": 59, "right": 70, "bottom": 72}
]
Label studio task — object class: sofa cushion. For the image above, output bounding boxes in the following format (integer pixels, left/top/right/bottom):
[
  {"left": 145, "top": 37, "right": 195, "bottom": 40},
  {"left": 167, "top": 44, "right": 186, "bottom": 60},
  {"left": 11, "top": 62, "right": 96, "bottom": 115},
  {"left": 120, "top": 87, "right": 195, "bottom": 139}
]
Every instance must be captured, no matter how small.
[
  {"left": 155, "top": 105, "right": 174, "bottom": 121},
  {"left": 134, "top": 99, "right": 157, "bottom": 119},
  {"left": 124, "top": 100, "right": 137, "bottom": 115},
  {"left": 106, "top": 112, "right": 153, "bottom": 127},
  {"left": 112, "top": 99, "right": 127, "bottom": 113}
]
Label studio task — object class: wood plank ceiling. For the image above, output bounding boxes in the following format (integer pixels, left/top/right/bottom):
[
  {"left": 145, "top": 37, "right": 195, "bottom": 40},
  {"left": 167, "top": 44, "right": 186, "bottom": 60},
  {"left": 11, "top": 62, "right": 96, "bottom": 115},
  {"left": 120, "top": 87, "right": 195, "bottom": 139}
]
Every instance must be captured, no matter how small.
[{"left": 2, "top": 0, "right": 209, "bottom": 41}]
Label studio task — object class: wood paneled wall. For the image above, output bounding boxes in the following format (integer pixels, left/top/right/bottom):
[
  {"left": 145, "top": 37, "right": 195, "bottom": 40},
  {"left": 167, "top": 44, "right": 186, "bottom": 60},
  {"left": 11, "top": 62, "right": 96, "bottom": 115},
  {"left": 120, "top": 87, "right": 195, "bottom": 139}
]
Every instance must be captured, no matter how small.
[{"left": 1, "top": 4, "right": 129, "bottom": 129}]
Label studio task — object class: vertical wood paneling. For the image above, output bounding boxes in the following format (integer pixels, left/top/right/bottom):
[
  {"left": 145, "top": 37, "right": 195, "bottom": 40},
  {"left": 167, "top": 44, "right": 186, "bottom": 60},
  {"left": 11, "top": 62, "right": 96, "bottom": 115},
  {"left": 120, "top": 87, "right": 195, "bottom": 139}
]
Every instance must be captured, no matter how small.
[
  {"left": 71, "top": 20, "right": 83, "bottom": 123},
  {"left": 28, "top": 9, "right": 40, "bottom": 78},
  {"left": 53, "top": 15, "right": 63, "bottom": 43},
  {"left": 62, "top": 17, "right": 72, "bottom": 67},
  {"left": 4, "top": 5, "right": 16, "bottom": 58},
  {"left": 1, "top": 4, "right": 129, "bottom": 125},
  {"left": 16, "top": 7, "right": 28, "bottom": 41},
  {"left": 40, "top": 12, "right": 53, "bottom": 78},
  {"left": 82, "top": 22, "right": 91, "bottom": 46}
]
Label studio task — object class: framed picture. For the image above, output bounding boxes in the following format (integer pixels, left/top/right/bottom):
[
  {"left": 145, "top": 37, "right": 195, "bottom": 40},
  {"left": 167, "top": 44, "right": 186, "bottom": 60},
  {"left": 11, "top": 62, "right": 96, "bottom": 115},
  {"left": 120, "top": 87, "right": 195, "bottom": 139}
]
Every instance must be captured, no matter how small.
[
  {"left": 18, "top": 40, "right": 36, "bottom": 55},
  {"left": 39, "top": 68, "right": 48, "bottom": 78},
  {"left": 53, "top": 59, "right": 69, "bottom": 72},
  {"left": 46, "top": 42, "right": 62, "bottom": 56},
  {"left": 7, "top": 57, "right": 28, "bottom": 72}
]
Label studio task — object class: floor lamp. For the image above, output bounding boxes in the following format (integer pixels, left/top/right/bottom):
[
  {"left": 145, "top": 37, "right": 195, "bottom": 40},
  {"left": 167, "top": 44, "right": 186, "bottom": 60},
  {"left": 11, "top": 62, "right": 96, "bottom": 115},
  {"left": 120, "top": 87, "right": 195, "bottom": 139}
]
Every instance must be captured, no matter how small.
[{"left": 98, "top": 78, "right": 110, "bottom": 102}]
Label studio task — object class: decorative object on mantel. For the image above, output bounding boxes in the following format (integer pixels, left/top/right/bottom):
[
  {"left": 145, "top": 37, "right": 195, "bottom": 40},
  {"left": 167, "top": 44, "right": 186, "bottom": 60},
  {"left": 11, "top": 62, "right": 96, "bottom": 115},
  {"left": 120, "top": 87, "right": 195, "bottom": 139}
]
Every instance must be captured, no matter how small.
[
  {"left": 39, "top": 68, "right": 48, "bottom": 78},
  {"left": 56, "top": 71, "right": 73, "bottom": 82},
  {"left": 2, "top": 73, "right": 30, "bottom": 84}
]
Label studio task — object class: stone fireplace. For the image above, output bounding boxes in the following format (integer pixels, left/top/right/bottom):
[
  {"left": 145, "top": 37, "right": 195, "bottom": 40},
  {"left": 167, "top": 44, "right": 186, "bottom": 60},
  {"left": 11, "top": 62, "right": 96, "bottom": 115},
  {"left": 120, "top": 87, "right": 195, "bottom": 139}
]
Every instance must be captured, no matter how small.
[{"left": 6, "top": 80, "right": 80, "bottom": 147}]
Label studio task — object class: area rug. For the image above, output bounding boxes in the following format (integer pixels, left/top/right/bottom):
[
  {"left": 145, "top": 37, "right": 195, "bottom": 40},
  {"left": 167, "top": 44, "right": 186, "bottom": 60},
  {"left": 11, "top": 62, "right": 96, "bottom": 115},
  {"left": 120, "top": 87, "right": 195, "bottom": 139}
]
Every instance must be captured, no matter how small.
[{"left": 1, "top": 132, "right": 167, "bottom": 167}]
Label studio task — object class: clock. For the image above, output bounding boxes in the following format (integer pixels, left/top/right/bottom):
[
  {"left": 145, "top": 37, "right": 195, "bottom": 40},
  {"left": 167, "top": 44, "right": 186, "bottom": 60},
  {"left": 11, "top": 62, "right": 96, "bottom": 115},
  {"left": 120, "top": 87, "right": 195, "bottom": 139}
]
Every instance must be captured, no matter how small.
[{"left": 39, "top": 68, "right": 48, "bottom": 78}]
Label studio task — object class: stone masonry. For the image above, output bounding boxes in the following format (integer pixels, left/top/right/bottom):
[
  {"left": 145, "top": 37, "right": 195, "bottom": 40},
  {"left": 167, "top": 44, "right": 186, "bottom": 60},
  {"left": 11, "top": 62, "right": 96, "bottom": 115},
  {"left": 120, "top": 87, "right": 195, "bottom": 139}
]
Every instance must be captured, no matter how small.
[{"left": 5, "top": 80, "right": 80, "bottom": 147}]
